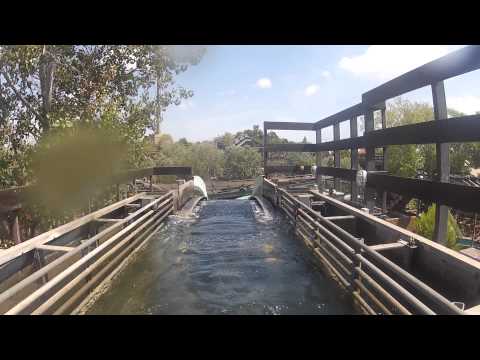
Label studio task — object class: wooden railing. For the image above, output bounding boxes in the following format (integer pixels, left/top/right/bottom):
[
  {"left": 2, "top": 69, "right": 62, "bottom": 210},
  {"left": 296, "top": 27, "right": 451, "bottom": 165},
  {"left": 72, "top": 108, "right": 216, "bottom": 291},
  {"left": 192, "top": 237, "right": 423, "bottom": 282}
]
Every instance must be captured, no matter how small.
[{"left": 263, "top": 45, "right": 480, "bottom": 245}]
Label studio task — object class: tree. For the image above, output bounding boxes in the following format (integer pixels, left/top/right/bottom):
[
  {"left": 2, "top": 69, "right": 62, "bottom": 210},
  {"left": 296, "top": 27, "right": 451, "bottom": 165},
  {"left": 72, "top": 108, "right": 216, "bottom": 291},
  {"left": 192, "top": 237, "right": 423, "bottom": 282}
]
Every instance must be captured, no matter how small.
[
  {"left": 224, "top": 147, "right": 261, "bottom": 179},
  {"left": 384, "top": 98, "right": 478, "bottom": 178},
  {"left": 178, "top": 137, "right": 190, "bottom": 146},
  {"left": 0, "top": 45, "right": 206, "bottom": 186},
  {"left": 0, "top": 45, "right": 206, "bottom": 243}
]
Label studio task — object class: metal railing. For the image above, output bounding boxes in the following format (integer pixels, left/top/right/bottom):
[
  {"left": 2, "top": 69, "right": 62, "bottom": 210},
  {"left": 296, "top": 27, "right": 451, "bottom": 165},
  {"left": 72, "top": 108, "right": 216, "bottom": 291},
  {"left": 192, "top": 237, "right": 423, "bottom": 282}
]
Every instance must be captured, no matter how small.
[
  {"left": 263, "top": 178, "right": 463, "bottom": 315},
  {"left": 0, "top": 191, "right": 174, "bottom": 314}
]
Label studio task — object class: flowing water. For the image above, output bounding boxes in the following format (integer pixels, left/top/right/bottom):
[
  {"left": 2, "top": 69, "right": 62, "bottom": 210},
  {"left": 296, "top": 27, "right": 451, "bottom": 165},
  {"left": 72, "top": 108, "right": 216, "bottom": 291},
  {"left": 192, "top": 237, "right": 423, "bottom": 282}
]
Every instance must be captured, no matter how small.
[{"left": 85, "top": 199, "right": 356, "bottom": 315}]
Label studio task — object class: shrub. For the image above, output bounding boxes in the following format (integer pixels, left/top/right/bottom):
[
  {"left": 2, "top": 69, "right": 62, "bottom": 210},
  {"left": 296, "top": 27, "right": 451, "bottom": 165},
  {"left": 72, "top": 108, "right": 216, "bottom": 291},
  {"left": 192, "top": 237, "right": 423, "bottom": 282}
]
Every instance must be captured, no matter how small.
[{"left": 414, "top": 204, "right": 462, "bottom": 250}]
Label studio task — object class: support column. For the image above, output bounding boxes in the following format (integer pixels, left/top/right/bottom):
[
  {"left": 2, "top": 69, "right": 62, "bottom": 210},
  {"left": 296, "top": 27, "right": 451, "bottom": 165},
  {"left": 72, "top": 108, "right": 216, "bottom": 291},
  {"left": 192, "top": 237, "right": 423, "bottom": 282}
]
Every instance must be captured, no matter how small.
[
  {"left": 381, "top": 107, "right": 388, "bottom": 213},
  {"left": 333, "top": 122, "right": 340, "bottom": 191},
  {"left": 432, "top": 81, "right": 450, "bottom": 246},
  {"left": 263, "top": 124, "right": 268, "bottom": 178},
  {"left": 10, "top": 212, "right": 21, "bottom": 245},
  {"left": 350, "top": 117, "right": 359, "bottom": 203},
  {"left": 364, "top": 109, "right": 376, "bottom": 210},
  {"left": 316, "top": 128, "right": 323, "bottom": 192}
]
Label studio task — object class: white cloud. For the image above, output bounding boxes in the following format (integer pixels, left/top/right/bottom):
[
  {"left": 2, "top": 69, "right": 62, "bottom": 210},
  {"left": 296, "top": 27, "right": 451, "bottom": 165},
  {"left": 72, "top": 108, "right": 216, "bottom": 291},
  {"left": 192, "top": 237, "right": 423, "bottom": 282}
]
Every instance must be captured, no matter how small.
[
  {"left": 256, "top": 77, "right": 272, "bottom": 89},
  {"left": 338, "top": 45, "right": 459, "bottom": 80},
  {"left": 304, "top": 84, "right": 319, "bottom": 96},
  {"left": 321, "top": 70, "right": 331, "bottom": 79},
  {"left": 448, "top": 95, "right": 480, "bottom": 115}
]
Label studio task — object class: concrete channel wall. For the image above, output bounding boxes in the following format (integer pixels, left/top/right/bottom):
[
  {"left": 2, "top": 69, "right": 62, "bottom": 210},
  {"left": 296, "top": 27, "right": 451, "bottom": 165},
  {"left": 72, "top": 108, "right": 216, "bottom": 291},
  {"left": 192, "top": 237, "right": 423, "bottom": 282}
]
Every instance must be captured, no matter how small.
[
  {"left": 320, "top": 200, "right": 480, "bottom": 307},
  {"left": 261, "top": 177, "right": 480, "bottom": 315}
]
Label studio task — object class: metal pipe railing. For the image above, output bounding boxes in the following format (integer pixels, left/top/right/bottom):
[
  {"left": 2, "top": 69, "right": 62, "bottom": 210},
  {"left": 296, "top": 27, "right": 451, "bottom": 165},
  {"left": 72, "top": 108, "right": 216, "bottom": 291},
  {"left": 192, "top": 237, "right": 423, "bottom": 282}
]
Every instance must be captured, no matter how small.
[
  {"left": 356, "top": 254, "right": 434, "bottom": 315},
  {"left": 264, "top": 178, "right": 464, "bottom": 315},
  {"left": 305, "top": 195, "right": 463, "bottom": 315},
  {"left": 0, "top": 192, "right": 174, "bottom": 314},
  {"left": 356, "top": 267, "right": 411, "bottom": 315},
  {"left": 32, "top": 205, "right": 172, "bottom": 315},
  {"left": 299, "top": 209, "right": 436, "bottom": 314},
  {"left": 353, "top": 278, "right": 392, "bottom": 315}
]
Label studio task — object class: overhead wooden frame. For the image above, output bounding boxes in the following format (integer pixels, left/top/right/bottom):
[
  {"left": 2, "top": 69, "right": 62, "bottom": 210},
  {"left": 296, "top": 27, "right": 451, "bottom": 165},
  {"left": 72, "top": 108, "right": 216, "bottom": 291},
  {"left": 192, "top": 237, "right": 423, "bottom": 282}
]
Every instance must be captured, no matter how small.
[{"left": 366, "top": 173, "right": 480, "bottom": 213}]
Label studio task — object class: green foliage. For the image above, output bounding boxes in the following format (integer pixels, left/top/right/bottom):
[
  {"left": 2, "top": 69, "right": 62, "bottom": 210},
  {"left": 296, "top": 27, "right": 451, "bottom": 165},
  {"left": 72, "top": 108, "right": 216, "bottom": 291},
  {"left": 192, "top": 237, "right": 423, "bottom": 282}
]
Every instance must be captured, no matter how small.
[
  {"left": 387, "top": 144, "right": 419, "bottom": 178},
  {"left": 0, "top": 45, "right": 206, "bottom": 187},
  {"left": 0, "top": 45, "right": 205, "bottom": 242},
  {"left": 224, "top": 147, "right": 262, "bottom": 179},
  {"left": 340, "top": 150, "right": 351, "bottom": 168},
  {"left": 414, "top": 204, "right": 463, "bottom": 250},
  {"left": 385, "top": 98, "right": 480, "bottom": 178}
]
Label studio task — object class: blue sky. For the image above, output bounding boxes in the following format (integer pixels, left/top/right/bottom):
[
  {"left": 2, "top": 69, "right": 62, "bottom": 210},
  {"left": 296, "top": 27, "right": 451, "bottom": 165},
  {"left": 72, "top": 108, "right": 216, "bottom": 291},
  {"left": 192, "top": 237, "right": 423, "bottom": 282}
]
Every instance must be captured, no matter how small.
[{"left": 162, "top": 45, "right": 480, "bottom": 143}]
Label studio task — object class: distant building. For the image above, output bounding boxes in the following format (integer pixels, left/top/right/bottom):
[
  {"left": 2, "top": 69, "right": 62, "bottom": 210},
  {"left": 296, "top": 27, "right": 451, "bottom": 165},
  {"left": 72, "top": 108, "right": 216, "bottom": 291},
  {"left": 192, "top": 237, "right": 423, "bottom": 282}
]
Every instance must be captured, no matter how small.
[
  {"left": 233, "top": 135, "right": 254, "bottom": 147},
  {"left": 216, "top": 135, "right": 255, "bottom": 150}
]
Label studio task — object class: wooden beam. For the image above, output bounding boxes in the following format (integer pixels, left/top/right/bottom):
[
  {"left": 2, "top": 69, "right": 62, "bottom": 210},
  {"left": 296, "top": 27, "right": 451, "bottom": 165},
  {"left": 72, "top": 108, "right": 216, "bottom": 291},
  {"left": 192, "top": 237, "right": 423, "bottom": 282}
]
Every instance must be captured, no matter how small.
[
  {"left": 152, "top": 166, "right": 192, "bottom": 176},
  {"left": 264, "top": 143, "right": 318, "bottom": 152},
  {"left": 362, "top": 46, "right": 480, "bottom": 107},
  {"left": 314, "top": 103, "right": 364, "bottom": 130},
  {"left": 365, "top": 114, "right": 480, "bottom": 147},
  {"left": 95, "top": 218, "right": 122, "bottom": 222},
  {"left": 36, "top": 244, "right": 74, "bottom": 252},
  {"left": 366, "top": 173, "right": 480, "bottom": 213},
  {"left": 125, "top": 203, "right": 141, "bottom": 208},
  {"left": 245, "top": 116, "right": 480, "bottom": 154},
  {"left": 265, "top": 165, "right": 312, "bottom": 174},
  {"left": 316, "top": 167, "right": 357, "bottom": 181},
  {"left": 314, "top": 114, "right": 480, "bottom": 153},
  {"left": 264, "top": 121, "right": 315, "bottom": 131}
]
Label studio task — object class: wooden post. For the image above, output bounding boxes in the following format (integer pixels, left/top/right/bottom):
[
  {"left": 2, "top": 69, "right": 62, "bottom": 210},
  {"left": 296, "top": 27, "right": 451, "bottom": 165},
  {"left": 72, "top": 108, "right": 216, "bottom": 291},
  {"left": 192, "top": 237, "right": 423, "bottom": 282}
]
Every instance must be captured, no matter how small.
[
  {"left": 432, "top": 81, "right": 450, "bottom": 246},
  {"left": 316, "top": 128, "right": 323, "bottom": 192},
  {"left": 350, "top": 117, "right": 359, "bottom": 204},
  {"left": 34, "top": 249, "right": 48, "bottom": 284},
  {"left": 364, "top": 109, "right": 376, "bottom": 210},
  {"left": 149, "top": 175, "right": 153, "bottom": 192},
  {"left": 381, "top": 107, "right": 388, "bottom": 213},
  {"left": 333, "top": 122, "right": 340, "bottom": 191},
  {"left": 263, "top": 124, "right": 268, "bottom": 178},
  {"left": 10, "top": 212, "right": 21, "bottom": 245}
]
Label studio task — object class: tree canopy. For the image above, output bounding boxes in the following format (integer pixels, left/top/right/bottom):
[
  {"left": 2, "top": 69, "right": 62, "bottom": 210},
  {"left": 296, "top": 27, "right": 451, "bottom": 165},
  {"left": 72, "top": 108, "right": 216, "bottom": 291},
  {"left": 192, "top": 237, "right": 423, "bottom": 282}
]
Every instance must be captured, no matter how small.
[
  {"left": 0, "top": 45, "right": 206, "bottom": 188},
  {"left": 385, "top": 98, "right": 480, "bottom": 178}
]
